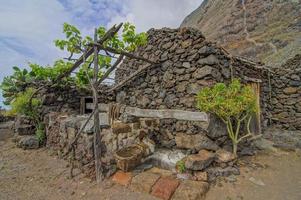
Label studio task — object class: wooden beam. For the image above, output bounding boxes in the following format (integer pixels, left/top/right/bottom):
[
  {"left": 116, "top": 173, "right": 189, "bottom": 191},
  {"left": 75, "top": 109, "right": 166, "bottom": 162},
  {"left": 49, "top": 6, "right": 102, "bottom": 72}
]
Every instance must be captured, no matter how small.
[
  {"left": 85, "top": 103, "right": 209, "bottom": 122},
  {"left": 124, "top": 106, "right": 208, "bottom": 122},
  {"left": 56, "top": 23, "right": 123, "bottom": 81}
]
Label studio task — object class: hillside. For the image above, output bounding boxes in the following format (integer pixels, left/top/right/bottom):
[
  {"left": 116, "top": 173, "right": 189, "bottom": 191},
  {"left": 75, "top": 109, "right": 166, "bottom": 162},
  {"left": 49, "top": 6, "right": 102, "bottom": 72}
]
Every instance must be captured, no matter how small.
[{"left": 181, "top": 0, "right": 301, "bottom": 67}]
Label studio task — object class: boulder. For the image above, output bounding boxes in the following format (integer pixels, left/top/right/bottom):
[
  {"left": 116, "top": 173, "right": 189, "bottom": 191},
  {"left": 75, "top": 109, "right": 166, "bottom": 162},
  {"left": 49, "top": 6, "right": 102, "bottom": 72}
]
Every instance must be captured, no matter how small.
[
  {"left": 15, "top": 125, "right": 36, "bottom": 136},
  {"left": 17, "top": 136, "right": 39, "bottom": 150},
  {"left": 185, "top": 150, "right": 215, "bottom": 170},
  {"left": 215, "top": 149, "right": 236, "bottom": 163},
  {"left": 207, "top": 115, "right": 227, "bottom": 139},
  {"left": 283, "top": 87, "right": 298, "bottom": 94},
  {"left": 206, "top": 166, "right": 240, "bottom": 181},
  {"left": 197, "top": 55, "right": 219, "bottom": 66},
  {"left": 192, "top": 65, "right": 214, "bottom": 79},
  {"left": 182, "top": 62, "right": 191, "bottom": 68},
  {"left": 175, "top": 133, "right": 219, "bottom": 151}
]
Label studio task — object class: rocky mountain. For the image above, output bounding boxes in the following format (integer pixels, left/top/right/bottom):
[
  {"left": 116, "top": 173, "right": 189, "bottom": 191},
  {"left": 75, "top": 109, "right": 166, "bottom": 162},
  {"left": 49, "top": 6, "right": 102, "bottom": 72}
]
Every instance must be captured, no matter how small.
[{"left": 181, "top": 0, "right": 301, "bottom": 67}]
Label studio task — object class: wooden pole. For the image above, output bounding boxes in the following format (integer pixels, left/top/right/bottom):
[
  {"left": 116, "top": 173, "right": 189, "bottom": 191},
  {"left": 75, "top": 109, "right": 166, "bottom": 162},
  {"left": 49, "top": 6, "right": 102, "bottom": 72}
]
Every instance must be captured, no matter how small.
[{"left": 92, "top": 28, "right": 103, "bottom": 183}]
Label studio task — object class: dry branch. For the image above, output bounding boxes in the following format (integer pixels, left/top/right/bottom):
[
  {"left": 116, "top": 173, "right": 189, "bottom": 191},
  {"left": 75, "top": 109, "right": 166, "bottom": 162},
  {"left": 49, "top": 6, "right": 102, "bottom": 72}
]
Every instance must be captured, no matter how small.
[
  {"left": 56, "top": 23, "right": 123, "bottom": 81},
  {"left": 97, "top": 55, "right": 124, "bottom": 87},
  {"left": 100, "top": 46, "right": 156, "bottom": 64}
]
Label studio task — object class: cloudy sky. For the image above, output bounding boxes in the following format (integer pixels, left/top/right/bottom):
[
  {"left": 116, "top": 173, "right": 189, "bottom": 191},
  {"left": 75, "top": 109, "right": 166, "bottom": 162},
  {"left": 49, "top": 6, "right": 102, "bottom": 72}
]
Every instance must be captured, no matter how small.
[{"left": 0, "top": 0, "right": 203, "bottom": 107}]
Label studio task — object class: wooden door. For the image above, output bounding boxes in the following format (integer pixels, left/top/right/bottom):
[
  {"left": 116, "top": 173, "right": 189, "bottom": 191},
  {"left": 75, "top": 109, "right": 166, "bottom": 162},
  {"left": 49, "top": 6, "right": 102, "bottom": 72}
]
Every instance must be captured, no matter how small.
[{"left": 248, "top": 82, "right": 261, "bottom": 134}]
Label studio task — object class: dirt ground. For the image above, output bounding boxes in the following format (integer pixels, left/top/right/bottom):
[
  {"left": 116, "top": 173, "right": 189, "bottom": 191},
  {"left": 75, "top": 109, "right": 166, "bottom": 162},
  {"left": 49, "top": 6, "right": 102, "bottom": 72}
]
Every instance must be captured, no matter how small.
[{"left": 1, "top": 122, "right": 301, "bottom": 200}]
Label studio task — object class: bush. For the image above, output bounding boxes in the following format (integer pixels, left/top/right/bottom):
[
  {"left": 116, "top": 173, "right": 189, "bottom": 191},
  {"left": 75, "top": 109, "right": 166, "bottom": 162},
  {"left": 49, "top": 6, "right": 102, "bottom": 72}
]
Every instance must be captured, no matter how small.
[
  {"left": 35, "top": 122, "right": 46, "bottom": 144},
  {"left": 7, "top": 88, "right": 41, "bottom": 124},
  {"left": 196, "top": 79, "right": 257, "bottom": 156}
]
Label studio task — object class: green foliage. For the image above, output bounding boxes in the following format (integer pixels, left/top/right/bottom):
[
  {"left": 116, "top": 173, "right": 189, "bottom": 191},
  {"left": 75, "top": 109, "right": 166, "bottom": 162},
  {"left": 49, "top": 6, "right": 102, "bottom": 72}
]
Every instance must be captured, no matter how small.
[
  {"left": 7, "top": 88, "right": 41, "bottom": 123},
  {"left": 197, "top": 79, "right": 257, "bottom": 156},
  {"left": 1, "top": 22, "right": 147, "bottom": 106},
  {"left": 54, "top": 22, "right": 147, "bottom": 88},
  {"left": 0, "top": 66, "right": 33, "bottom": 105},
  {"left": 29, "top": 60, "right": 73, "bottom": 82},
  {"left": 197, "top": 79, "right": 256, "bottom": 121},
  {"left": 36, "top": 122, "right": 46, "bottom": 144},
  {"left": 176, "top": 160, "right": 186, "bottom": 173}
]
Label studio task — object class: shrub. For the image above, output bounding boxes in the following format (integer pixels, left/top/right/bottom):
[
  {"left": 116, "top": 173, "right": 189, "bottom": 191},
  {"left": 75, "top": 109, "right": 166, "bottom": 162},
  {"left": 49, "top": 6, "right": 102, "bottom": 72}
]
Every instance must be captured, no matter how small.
[
  {"left": 7, "top": 88, "right": 41, "bottom": 124},
  {"left": 196, "top": 79, "right": 257, "bottom": 156},
  {"left": 35, "top": 122, "right": 46, "bottom": 144}
]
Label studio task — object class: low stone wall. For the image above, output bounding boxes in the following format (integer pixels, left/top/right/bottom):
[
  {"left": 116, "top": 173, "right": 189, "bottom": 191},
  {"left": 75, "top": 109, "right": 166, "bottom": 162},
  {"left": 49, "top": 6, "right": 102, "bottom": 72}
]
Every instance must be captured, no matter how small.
[
  {"left": 45, "top": 100, "right": 252, "bottom": 179},
  {"left": 45, "top": 112, "right": 151, "bottom": 178},
  {"left": 40, "top": 84, "right": 115, "bottom": 116},
  {"left": 268, "top": 54, "right": 301, "bottom": 130}
]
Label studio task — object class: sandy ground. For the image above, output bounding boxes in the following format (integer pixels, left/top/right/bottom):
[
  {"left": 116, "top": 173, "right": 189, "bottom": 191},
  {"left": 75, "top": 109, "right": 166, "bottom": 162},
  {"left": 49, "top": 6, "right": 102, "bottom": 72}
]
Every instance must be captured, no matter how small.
[
  {"left": 1, "top": 122, "right": 301, "bottom": 200},
  {"left": 0, "top": 123, "right": 157, "bottom": 200},
  {"left": 206, "top": 150, "right": 301, "bottom": 200}
]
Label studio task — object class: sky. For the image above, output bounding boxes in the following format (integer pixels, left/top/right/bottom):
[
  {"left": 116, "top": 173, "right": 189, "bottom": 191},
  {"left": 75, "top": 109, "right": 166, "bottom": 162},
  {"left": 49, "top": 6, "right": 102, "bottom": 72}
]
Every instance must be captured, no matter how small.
[{"left": 0, "top": 0, "right": 203, "bottom": 107}]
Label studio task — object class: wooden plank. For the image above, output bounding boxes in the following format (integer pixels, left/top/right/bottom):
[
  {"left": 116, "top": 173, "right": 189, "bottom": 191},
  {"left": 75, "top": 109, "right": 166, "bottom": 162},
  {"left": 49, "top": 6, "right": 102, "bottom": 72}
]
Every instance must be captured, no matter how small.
[
  {"left": 86, "top": 103, "right": 208, "bottom": 122},
  {"left": 249, "top": 82, "right": 261, "bottom": 134},
  {"left": 124, "top": 106, "right": 208, "bottom": 122}
]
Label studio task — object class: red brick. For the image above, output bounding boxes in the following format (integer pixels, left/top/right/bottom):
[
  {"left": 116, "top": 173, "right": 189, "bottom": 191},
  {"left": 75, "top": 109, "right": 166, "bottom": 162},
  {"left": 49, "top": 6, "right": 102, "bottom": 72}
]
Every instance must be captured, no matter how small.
[
  {"left": 111, "top": 171, "right": 132, "bottom": 186},
  {"left": 151, "top": 177, "right": 180, "bottom": 200}
]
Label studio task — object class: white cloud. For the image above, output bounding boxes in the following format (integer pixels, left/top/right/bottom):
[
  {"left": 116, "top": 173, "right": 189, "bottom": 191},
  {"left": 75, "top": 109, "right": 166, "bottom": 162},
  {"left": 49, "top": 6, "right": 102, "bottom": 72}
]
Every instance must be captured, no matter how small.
[
  {"left": 108, "top": 0, "right": 203, "bottom": 31},
  {"left": 0, "top": 0, "right": 203, "bottom": 106}
]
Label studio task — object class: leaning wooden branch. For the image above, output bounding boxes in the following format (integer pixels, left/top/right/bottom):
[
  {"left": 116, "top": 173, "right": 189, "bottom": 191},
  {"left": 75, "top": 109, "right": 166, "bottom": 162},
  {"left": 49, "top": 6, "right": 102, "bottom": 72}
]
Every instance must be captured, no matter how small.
[
  {"left": 97, "top": 55, "right": 124, "bottom": 86},
  {"left": 98, "top": 45, "right": 155, "bottom": 64},
  {"left": 56, "top": 23, "right": 123, "bottom": 81}
]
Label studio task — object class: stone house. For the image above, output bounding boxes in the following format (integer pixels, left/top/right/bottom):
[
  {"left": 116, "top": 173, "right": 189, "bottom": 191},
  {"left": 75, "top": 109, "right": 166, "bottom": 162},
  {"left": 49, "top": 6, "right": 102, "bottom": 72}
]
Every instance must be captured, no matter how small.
[{"left": 42, "top": 27, "right": 300, "bottom": 178}]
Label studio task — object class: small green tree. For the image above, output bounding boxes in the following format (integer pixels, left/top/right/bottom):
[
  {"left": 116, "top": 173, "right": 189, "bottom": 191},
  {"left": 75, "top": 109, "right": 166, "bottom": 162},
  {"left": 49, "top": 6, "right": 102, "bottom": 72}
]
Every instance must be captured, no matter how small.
[{"left": 196, "top": 79, "right": 257, "bottom": 156}]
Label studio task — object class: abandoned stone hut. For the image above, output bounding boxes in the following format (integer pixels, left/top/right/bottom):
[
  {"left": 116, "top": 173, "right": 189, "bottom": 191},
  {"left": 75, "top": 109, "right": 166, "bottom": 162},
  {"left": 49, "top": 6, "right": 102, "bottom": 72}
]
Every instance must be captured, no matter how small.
[{"left": 41, "top": 27, "right": 275, "bottom": 178}]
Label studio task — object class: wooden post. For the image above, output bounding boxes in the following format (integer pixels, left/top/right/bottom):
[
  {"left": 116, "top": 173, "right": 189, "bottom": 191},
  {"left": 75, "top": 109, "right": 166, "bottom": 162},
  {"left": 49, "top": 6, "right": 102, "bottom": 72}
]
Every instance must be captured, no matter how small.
[
  {"left": 249, "top": 82, "right": 261, "bottom": 134},
  {"left": 92, "top": 28, "right": 103, "bottom": 183}
]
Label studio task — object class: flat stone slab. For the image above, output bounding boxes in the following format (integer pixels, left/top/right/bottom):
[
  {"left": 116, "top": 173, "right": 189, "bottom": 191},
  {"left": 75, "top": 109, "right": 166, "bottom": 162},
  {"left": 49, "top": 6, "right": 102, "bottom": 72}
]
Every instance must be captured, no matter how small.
[
  {"left": 145, "top": 149, "right": 186, "bottom": 170},
  {"left": 130, "top": 172, "right": 161, "bottom": 193},
  {"left": 151, "top": 177, "right": 180, "bottom": 200},
  {"left": 111, "top": 171, "right": 132, "bottom": 186},
  {"left": 148, "top": 167, "right": 173, "bottom": 177},
  {"left": 172, "top": 180, "right": 209, "bottom": 200},
  {"left": 185, "top": 150, "right": 215, "bottom": 170}
]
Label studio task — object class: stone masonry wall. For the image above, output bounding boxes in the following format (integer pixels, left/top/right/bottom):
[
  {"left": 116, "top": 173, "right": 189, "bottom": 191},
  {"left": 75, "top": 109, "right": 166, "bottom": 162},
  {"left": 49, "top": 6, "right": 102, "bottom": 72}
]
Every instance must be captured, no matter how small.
[
  {"left": 45, "top": 112, "right": 157, "bottom": 178},
  {"left": 115, "top": 27, "right": 267, "bottom": 148},
  {"left": 268, "top": 54, "right": 301, "bottom": 130},
  {"left": 116, "top": 28, "right": 265, "bottom": 112},
  {"left": 40, "top": 84, "right": 115, "bottom": 115}
]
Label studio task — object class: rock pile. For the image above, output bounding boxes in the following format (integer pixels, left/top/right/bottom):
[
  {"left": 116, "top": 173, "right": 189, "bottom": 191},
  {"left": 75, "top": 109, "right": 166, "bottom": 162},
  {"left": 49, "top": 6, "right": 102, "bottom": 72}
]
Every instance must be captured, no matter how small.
[{"left": 14, "top": 115, "right": 40, "bottom": 150}]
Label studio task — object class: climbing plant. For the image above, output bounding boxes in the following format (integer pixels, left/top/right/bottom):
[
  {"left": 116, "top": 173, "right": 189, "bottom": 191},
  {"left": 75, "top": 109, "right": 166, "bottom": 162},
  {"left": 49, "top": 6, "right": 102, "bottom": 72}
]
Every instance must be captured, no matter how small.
[
  {"left": 1, "top": 22, "right": 147, "bottom": 104},
  {"left": 196, "top": 79, "right": 257, "bottom": 156}
]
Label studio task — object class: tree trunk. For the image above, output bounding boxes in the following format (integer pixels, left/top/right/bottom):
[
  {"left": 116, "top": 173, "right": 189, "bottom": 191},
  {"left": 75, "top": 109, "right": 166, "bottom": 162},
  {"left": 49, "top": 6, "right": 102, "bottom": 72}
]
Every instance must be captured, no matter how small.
[
  {"left": 92, "top": 28, "right": 103, "bottom": 183},
  {"left": 232, "top": 142, "right": 238, "bottom": 157}
]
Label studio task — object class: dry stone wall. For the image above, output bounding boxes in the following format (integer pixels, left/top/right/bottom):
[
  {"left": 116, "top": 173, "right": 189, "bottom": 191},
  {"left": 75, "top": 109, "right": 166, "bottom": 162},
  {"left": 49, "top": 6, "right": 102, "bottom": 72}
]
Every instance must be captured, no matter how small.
[
  {"left": 45, "top": 112, "right": 157, "bottom": 178},
  {"left": 268, "top": 54, "right": 301, "bottom": 130},
  {"left": 116, "top": 28, "right": 266, "bottom": 113},
  {"left": 115, "top": 27, "right": 267, "bottom": 150}
]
